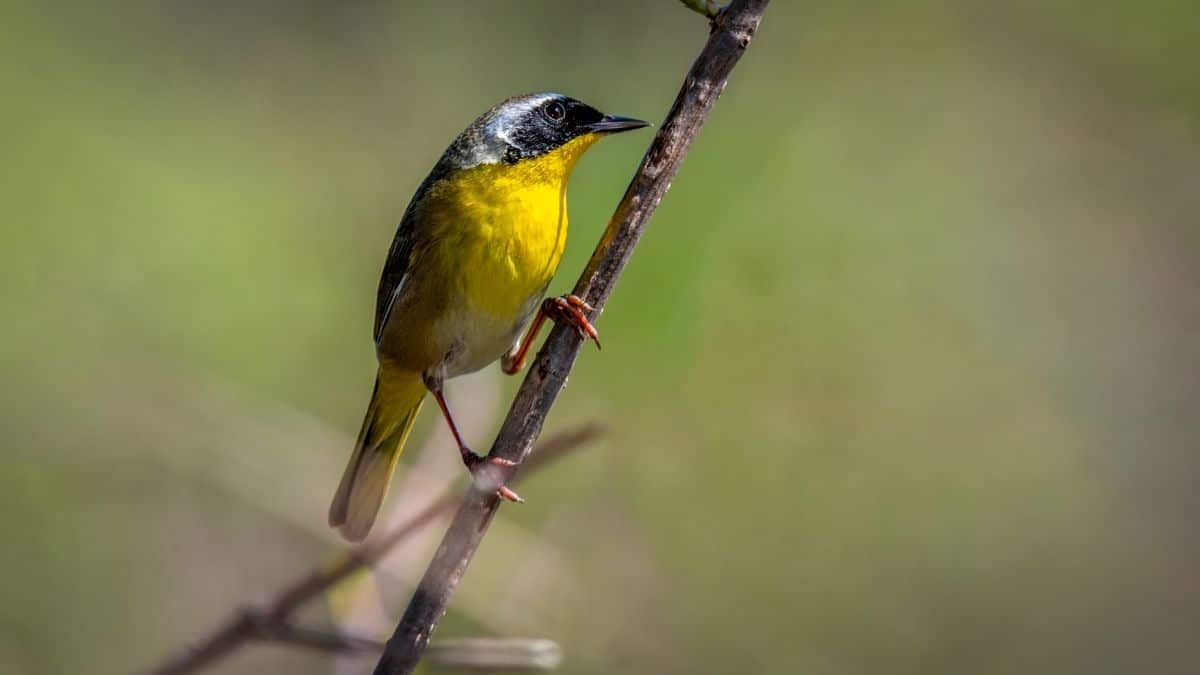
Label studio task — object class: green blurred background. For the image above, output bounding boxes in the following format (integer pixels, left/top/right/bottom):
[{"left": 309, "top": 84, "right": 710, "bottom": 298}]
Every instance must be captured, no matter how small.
[{"left": 3, "top": 1, "right": 1198, "bottom": 673}]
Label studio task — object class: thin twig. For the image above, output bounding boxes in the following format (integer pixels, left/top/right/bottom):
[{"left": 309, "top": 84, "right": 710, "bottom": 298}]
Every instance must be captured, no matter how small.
[
  {"left": 425, "top": 637, "right": 563, "bottom": 671},
  {"left": 371, "top": 2, "right": 770, "bottom": 674},
  {"left": 142, "top": 423, "right": 603, "bottom": 675}
]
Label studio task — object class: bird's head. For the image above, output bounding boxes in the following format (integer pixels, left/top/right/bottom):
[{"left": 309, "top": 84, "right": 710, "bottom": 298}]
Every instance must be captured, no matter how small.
[{"left": 439, "top": 93, "right": 648, "bottom": 176}]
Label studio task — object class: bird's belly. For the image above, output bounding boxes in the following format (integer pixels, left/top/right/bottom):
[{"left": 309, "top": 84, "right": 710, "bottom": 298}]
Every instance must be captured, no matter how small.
[
  {"left": 436, "top": 256, "right": 552, "bottom": 378},
  {"left": 430, "top": 172, "right": 568, "bottom": 377},
  {"left": 441, "top": 291, "right": 542, "bottom": 377}
]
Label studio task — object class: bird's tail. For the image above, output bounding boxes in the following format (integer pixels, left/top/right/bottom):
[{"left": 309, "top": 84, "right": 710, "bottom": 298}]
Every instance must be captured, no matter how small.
[{"left": 328, "top": 367, "right": 426, "bottom": 542}]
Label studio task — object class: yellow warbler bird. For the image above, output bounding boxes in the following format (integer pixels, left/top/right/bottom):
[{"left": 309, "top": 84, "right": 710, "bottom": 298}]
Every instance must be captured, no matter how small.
[{"left": 329, "top": 93, "right": 647, "bottom": 541}]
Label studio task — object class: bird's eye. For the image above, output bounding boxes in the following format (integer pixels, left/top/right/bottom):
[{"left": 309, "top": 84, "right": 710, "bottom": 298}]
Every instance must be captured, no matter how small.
[{"left": 544, "top": 101, "right": 566, "bottom": 122}]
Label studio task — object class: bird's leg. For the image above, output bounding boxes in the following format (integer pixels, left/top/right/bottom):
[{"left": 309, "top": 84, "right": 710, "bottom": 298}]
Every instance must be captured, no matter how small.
[
  {"left": 501, "top": 294, "right": 601, "bottom": 375},
  {"left": 501, "top": 310, "right": 550, "bottom": 375},
  {"left": 430, "top": 387, "right": 523, "bottom": 503}
]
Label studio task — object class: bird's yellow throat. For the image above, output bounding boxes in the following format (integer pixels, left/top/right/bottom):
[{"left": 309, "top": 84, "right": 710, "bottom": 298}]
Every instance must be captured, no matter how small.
[{"left": 420, "top": 133, "right": 604, "bottom": 320}]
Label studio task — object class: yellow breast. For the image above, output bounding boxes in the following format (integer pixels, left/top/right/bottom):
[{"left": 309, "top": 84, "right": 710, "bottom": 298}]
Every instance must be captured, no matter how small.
[{"left": 422, "top": 134, "right": 601, "bottom": 321}]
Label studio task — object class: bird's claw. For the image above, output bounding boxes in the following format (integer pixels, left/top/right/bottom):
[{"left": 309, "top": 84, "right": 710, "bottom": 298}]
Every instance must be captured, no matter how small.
[
  {"left": 545, "top": 294, "right": 601, "bottom": 350},
  {"left": 496, "top": 484, "right": 524, "bottom": 503},
  {"left": 463, "top": 452, "right": 524, "bottom": 503}
]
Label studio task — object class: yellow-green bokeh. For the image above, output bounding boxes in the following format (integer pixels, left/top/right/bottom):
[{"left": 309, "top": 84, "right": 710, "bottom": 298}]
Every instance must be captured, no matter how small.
[{"left": 2, "top": 2, "right": 1198, "bottom": 674}]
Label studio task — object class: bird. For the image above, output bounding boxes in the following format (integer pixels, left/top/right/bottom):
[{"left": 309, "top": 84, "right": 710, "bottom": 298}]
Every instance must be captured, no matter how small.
[{"left": 328, "top": 93, "right": 648, "bottom": 541}]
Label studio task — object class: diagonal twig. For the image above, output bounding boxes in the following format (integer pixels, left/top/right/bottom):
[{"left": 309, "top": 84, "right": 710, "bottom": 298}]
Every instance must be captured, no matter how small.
[
  {"left": 371, "top": 2, "right": 771, "bottom": 673},
  {"left": 142, "top": 423, "right": 604, "bottom": 675}
]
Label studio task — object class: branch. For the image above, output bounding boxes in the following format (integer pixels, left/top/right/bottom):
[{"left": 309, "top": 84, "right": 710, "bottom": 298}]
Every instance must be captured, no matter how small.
[
  {"left": 371, "top": 2, "right": 771, "bottom": 674},
  {"left": 142, "top": 423, "right": 603, "bottom": 675}
]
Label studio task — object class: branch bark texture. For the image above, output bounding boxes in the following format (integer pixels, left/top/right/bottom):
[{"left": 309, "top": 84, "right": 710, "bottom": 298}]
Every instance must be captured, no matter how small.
[{"left": 372, "top": 2, "right": 770, "bottom": 673}]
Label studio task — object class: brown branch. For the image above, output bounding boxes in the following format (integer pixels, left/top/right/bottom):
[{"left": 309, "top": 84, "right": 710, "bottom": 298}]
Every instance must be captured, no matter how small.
[
  {"left": 142, "top": 423, "right": 603, "bottom": 675},
  {"left": 371, "top": 2, "right": 771, "bottom": 674}
]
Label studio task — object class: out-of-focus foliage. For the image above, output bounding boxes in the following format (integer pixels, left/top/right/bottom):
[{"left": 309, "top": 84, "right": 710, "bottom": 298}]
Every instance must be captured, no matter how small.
[{"left": 2, "top": 1, "right": 1198, "bottom": 674}]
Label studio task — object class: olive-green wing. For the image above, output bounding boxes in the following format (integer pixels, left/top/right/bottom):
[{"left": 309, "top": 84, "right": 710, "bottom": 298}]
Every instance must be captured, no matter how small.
[
  {"left": 374, "top": 213, "right": 416, "bottom": 343},
  {"left": 374, "top": 169, "right": 452, "bottom": 343}
]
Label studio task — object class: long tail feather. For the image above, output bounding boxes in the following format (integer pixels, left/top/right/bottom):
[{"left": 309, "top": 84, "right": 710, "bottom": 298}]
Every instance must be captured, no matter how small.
[{"left": 328, "top": 369, "right": 426, "bottom": 542}]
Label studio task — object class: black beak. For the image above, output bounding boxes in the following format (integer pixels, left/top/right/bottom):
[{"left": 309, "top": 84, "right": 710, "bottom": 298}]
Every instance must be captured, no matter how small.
[{"left": 586, "top": 115, "right": 650, "bottom": 134}]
